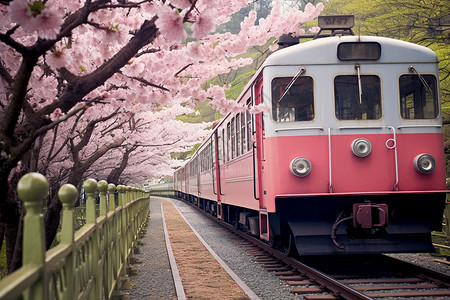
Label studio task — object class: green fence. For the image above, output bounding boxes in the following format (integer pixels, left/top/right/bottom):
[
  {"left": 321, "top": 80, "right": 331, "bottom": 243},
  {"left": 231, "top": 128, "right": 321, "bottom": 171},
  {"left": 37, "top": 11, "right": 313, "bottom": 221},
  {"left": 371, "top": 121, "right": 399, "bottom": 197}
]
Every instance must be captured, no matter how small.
[
  {"left": 0, "top": 173, "right": 150, "bottom": 300},
  {"left": 148, "top": 181, "right": 174, "bottom": 197}
]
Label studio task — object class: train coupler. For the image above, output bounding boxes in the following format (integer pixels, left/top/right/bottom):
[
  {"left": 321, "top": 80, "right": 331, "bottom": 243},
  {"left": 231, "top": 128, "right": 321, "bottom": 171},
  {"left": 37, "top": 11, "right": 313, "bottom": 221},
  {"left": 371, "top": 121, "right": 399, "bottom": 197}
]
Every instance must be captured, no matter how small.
[{"left": 352, "top": 203, "right": 389, "bottom": 229}]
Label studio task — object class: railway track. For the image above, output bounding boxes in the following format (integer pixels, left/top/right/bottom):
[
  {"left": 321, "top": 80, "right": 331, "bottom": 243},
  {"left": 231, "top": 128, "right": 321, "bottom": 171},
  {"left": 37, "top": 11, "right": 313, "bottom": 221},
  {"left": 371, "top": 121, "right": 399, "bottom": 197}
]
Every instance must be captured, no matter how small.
[{"left": 181, "top": 198, "right": 450, "bottom": 299}]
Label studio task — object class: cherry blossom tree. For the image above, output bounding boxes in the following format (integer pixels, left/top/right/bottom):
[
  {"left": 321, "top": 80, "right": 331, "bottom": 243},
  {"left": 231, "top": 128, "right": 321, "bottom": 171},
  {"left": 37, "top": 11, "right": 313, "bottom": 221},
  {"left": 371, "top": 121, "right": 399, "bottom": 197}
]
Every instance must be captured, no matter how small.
[{"left": 0, "top": 0, "right": 324, "bottom": 272}]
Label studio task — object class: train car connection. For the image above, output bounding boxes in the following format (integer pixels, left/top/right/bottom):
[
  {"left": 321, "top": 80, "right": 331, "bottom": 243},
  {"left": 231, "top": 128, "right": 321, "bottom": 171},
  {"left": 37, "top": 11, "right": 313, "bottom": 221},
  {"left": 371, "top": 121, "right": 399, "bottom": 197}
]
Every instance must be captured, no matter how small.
[{"left": 174, "top": 15, "right": 447, "bottom": 256}]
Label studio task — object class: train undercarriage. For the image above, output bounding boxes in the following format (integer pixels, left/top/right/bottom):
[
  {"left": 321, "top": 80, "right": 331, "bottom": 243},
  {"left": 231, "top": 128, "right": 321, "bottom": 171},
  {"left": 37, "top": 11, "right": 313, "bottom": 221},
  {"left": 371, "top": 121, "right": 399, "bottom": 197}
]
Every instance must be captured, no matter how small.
[
  {"left": 272, "top": 193, "right": 446, "bottom": 256},
  {"left": 177, "top": 191, "right": 445, "bottom": 256}
]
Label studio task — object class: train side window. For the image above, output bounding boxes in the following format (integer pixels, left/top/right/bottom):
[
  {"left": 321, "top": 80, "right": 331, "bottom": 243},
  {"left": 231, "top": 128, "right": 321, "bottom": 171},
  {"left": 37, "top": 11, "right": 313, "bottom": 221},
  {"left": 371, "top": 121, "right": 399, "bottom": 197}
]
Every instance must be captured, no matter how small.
[
  {"left": 399, "top": 75, "right": 438, "bottom": 119},
  {"left": 236, "top": 114, "right": 241, "bottom": 157},
  {"left": 241, "top": 111, "right": 246, "bottom": 154},
  {"left": 227, "top": 123, "right": 231, "bottom": 162},
  {"left": 246, "top": 99, "right": 252, "bottom": 152},
  {"left": 272, "top": 76, "right": 314, "bottom": 122},
  {"left": 335, "top": 75, "right": 381, "bottom": 120},
  {"left": 231, "top": 117, "right": 236, "bottom": 159},
  {"left": 220, "top": 129, "right": 224, "bottom": 163}
]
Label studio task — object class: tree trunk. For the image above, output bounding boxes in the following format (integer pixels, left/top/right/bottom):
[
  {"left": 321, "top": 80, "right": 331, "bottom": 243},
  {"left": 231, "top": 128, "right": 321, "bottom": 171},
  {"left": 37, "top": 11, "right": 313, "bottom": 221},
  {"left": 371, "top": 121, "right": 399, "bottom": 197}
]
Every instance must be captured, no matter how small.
[
  {"left": 3, "top": 182, "right": 21, "bottom": 274},
  {"left": 107, "top": 146, "right": 136, "bottom": 185},
  {"left": 44, "top": 183, "right": 62, "bottom": 250}
]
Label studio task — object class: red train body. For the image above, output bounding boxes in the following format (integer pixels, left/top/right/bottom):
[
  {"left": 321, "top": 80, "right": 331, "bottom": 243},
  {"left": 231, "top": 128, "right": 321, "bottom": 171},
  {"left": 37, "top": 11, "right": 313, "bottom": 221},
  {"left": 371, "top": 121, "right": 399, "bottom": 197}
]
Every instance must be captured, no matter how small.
[{"left": 174, "top": 17, "right": 446, "bottom": 255}]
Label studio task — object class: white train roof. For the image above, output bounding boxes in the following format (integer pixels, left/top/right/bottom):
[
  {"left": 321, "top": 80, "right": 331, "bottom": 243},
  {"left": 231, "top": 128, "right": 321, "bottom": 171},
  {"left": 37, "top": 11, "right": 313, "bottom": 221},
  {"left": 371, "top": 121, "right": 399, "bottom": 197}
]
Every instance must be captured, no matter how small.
[{"left": 263, "top": 35, "right": 438, "bottom": 67}]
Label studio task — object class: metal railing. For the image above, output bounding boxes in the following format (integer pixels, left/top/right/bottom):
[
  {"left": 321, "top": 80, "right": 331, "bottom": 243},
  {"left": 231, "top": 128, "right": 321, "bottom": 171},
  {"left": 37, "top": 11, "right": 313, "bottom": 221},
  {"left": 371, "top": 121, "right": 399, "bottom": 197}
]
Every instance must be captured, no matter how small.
[
  {"left": 149, "top": 181, "right": 174, "bottom": 197},
  {"left": 0, "top": 173, "right": 150, "bottom": 300}
]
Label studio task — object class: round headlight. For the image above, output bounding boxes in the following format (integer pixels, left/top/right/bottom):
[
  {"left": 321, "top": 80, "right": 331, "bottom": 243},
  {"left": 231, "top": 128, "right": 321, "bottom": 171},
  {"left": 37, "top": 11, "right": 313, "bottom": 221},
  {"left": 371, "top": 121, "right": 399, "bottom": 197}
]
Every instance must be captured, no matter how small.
[
  {"left": 290, "top": 157, "right": 311, "bottom": 177},
  {"left": 351, "top": 138, "right": 372, "bottom": 158},
  {"left": 413, "top": 154, "right": 436, "bottom": 174}
]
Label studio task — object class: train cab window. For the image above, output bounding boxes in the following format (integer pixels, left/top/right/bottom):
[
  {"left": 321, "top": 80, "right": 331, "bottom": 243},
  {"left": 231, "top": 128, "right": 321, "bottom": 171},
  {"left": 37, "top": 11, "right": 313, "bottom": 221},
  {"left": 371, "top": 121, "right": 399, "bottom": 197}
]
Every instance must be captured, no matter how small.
[
  {"left": 399, "top": 75, "right": 438, "bottom": 119},
  {"left": 334, "top": 75, "right": 381, "bottom": 120},
  {"left": 272, "top": 76, "right": 314, "bottom": 122}
]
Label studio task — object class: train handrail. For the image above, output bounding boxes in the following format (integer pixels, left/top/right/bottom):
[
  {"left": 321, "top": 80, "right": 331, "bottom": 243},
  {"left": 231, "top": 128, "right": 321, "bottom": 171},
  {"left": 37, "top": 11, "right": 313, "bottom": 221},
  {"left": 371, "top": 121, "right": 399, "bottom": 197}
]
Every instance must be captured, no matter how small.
[
  {"left": 328, "top": 128, "right": 333, "bottom": 193},
  {"left": 252, "top": 142, "right": 259, "bottom": 200},
  {"left": 397, "top": 125, "right": 442, "bottom": 129},
  {"left": 211, "top": 136, "right": 217, "bottom": 196},
  {"left": 275, "top": 127, "right": 324, "bottom": 132},
  {"left": 387, "top": 126, "right": 399, "bottom": 191},
  {"left": 338, "top": 126, "right": 384, "bottom": 130}
]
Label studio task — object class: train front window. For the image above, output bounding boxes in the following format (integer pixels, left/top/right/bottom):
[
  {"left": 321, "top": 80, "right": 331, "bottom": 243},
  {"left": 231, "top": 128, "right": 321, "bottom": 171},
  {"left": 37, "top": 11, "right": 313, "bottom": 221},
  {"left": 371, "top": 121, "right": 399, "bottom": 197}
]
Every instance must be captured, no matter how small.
[
  {"left": 334, "top": 75, "right": 381, "bottom": 120},
  {"left": 399, "top": 75, "right": 438, "bottom": 119},
  {"left": 272, "top": 76, "right": 314, "bottom": 122}
]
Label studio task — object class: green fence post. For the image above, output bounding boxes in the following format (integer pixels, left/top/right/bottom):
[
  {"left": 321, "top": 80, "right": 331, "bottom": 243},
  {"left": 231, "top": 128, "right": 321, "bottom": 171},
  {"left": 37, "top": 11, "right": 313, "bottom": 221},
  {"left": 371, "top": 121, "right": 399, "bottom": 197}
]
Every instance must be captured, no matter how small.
[
  {"left": 82, "top": 179, "right": 100, "bottom": 299},
  {"left": 17, "top": 173, "right": 49, "bottom": 300},
  {"left": 125, "top": 186, "right": 131, "bottom": 251},
  {"left": 83, "top": 179, "right": 97, "bottom": 224},
  {"left": 108, "top": 184, "right": 117, "bottom": 212},
  {"left": 98, "top": 180, "right": 108, "bottom": 217},
  {"left": 116, "top": 185, "right": 129, "bottom": 289},
  {"left": 58, "top": 184, "right": 78, "bottom": 299}
]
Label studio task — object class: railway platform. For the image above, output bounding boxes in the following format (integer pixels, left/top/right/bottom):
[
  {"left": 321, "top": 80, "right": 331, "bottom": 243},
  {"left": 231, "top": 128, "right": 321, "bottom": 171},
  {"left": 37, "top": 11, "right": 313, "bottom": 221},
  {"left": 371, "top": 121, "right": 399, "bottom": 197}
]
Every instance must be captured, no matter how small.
[{"left": 127, "top": 197, "right": 263, "bottom": 300}]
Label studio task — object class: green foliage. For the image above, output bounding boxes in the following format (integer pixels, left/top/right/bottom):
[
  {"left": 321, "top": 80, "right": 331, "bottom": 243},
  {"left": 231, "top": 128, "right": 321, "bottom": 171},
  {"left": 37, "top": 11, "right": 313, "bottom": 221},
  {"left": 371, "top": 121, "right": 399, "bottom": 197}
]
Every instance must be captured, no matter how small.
[
  {"left": 176, "top": 100, "right": 218, "bottom": 123},
  {"left": 28, "top": 1, "right": 46, "bottom": 17},
  {"left": 185, "top": 143, "right": 201, "bottom": 158},
  {"left": 225, "top": 70, "right": 256, "bottom": 100}
]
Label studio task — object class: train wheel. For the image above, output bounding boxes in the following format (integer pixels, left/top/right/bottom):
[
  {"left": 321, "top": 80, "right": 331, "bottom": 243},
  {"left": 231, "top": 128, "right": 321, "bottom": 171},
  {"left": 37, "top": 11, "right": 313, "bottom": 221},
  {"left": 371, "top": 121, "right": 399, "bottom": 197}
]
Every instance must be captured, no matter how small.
[
  {"left": 283, "top": 232, "right": 297, "bottom": 257},
  {"left": 269, "top": 235, "right": 281, "bottom": 249}
]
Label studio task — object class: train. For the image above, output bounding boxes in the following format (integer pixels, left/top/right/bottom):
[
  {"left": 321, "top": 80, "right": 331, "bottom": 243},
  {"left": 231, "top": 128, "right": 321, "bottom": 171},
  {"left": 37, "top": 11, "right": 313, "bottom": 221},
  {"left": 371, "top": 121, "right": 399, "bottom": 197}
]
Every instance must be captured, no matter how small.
[{"left": 173, "top": 15, "right": 447, "bottom": 256}]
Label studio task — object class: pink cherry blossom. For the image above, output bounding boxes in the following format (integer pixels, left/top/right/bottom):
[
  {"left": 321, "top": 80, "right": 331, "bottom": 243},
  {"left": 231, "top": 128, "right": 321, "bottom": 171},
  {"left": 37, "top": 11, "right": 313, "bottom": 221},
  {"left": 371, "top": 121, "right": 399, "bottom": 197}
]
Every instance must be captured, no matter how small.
[
  {"left": 7, "top": 0, "right": 34, "bottom": 32},
  {"left": 192, "top": 9, "right": 216, "bottom": 40},
  {"left": 155, "top": 5, "right": 187, "bottom": 43},
  {"left": 34, "top": 7, "right": 64, "bottom": 40},
  {"left": 170, "top": 0, "right": 191, "bottom": 9},
  {"left": 48, "top": 108, "right": 64, "bottom": 121}
]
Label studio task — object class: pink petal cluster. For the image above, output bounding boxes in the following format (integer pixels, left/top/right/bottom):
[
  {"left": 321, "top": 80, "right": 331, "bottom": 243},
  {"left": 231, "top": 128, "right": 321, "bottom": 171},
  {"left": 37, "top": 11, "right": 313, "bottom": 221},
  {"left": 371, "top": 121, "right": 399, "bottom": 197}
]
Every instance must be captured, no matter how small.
[
  {"left": 7, "top": 0, "right": 34, "bottom": 31},
  {"left": 192, "top": 9, "right": 216, "bottom": 40},
  {"left": 170, "top": 0, "right": 191, "bottom": 9},
  {"left": 309, "top": 26, "right": 320, "bottom": 34},
  {"left": 34, "top": 8, "right": 64, "bottom": 40},
  {"left": 155, "top": 5, "right": 186, "bottom": 43},
  {"left": 48, "top": 108, "right": 64, "bottom": 121},
  {"left": 7, "top": 0, "right": 63, "bottom": 40}
]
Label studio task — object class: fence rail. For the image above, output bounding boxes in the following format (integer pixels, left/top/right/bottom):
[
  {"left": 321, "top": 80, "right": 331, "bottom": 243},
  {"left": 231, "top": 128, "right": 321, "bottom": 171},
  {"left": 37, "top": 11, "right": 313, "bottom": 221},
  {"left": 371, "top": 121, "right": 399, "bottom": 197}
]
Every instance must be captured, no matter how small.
[
  {"left": 148, "top": 182, "right": 174, "bottom": 197},
  {"left": 0, "top": 173, "right": 150, "bottom": 300}
]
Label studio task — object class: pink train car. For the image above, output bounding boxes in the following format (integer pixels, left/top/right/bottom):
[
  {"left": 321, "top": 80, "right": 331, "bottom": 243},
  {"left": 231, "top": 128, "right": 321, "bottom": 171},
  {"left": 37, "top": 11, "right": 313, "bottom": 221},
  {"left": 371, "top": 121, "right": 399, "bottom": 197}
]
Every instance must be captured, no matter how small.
[{"left": 174, "top": 16, "right": 446, "bottom": 255}]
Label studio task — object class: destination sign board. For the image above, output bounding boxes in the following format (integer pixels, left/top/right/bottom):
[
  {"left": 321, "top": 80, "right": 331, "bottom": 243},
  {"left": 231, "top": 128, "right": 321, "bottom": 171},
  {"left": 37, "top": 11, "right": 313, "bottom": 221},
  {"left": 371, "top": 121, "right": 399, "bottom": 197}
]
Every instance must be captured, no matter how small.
[{"left": 318, "top": 15, "right": 355, "bottom": 30}]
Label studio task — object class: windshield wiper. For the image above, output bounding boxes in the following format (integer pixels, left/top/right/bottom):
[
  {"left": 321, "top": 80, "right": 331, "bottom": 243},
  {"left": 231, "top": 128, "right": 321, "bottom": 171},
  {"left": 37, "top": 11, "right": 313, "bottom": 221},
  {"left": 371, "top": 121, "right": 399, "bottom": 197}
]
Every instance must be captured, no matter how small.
[
  {"left": 277, "top": 67, "right": 306, "bottom": 103},
  {"left": 355, "top": 64, "right": 363, "bottom": 104},
  {"left": 409, "top": 65, "right": 433, "bottom": 95}
]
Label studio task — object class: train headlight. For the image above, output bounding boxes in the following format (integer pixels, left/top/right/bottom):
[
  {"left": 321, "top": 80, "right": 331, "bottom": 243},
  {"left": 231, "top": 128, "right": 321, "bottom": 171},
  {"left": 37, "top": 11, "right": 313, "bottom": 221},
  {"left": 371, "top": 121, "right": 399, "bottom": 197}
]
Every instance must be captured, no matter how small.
[
  {"left": 413, "top": 154, "right": 436, "bottom": 174},
  {"left": 351, "top": 138, "right": 372, "bottom": 158},
  {"left": 290, "top": 157, "right": 311, "bottom": 177}
]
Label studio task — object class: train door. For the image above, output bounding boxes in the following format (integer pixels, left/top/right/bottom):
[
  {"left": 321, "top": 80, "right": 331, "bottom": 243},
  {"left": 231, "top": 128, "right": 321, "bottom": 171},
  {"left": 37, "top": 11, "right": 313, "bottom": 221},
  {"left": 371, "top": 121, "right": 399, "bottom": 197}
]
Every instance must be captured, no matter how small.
[
  {"left": 253, "top": 77, "right": 270, "bottom": 241},
  {"left": 253, "top": 78, "right": 264, "bottom": 205},
  {"left": 218, "top": 123, "right": 230, "bottom": 195},
  {"left": 213, "top": 131, "right": 223, "bottom": 219}
]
